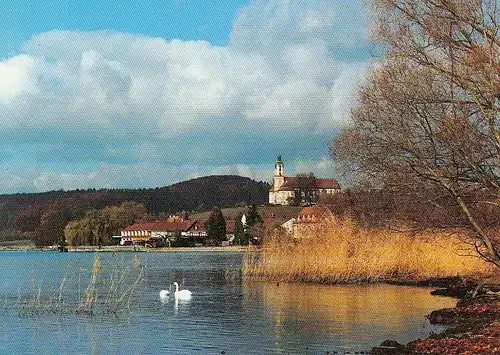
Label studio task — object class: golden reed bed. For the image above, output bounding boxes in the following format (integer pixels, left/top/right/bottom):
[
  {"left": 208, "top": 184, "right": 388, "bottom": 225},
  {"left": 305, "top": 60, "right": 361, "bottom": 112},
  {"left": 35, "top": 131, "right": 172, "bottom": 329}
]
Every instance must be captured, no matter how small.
[{"left": 243, "top": 221, "right": 495, "bottom": 283}]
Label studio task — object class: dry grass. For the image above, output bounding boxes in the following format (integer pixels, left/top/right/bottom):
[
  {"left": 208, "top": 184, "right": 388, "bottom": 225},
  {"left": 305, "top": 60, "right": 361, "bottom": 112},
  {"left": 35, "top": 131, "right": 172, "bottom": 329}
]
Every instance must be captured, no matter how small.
[
  {"left": 244, "top": 221, "right": 495, "bottom": 283},
  {"left": 19, "top": 253, "right": 144, "bottom": 317}
]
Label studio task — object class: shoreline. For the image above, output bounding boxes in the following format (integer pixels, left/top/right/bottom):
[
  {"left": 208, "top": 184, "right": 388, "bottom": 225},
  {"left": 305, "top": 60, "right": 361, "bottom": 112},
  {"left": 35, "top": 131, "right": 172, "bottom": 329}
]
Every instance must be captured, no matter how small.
[
  {"left": 0, "top": 245, "right": 250, "bottom": 253},
  {"left": 2, "top": 243, "right": 498, "bottom": 353},
  {"left": 371, "top": 288, "right": 500, "bottom": 354}
]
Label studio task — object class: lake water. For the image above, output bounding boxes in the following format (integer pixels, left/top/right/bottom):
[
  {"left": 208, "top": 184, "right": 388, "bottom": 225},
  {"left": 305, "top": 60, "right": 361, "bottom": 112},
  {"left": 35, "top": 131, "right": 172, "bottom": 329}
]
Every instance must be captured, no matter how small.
[{"left": 0, "top": 251, "right": 457, "bottom": 354}]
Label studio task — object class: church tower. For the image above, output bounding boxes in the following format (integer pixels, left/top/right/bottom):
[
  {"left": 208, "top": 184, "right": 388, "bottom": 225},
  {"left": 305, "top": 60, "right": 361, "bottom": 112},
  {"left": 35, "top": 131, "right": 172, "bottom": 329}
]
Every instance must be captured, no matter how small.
[{"left": 274, "top": 154, "right": 285, "bottom": 191}]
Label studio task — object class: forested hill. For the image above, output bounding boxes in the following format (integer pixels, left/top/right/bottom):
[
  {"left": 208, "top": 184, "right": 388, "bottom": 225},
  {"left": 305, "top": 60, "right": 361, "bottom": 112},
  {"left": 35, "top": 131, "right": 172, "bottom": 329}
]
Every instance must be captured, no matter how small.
[{"left": 0, "top": 175, "right": 269, "bottom": 240}]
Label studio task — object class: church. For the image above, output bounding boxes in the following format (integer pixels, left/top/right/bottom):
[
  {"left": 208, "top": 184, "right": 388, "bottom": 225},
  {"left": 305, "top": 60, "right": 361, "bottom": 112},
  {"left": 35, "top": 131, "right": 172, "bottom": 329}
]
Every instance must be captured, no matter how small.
[{"left": 268, "top": 155, "right": 341, "bottom": 205}]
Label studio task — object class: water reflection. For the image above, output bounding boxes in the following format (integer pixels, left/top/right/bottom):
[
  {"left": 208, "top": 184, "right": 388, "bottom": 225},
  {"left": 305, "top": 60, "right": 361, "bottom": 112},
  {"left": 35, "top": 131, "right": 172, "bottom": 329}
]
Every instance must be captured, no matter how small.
[
  {"left": 158, "top": 294, "right": 193, "bottom": 318},
  {"left": 0, "top": 252, "right": 459, "bottom": 354},
  {"left": 173, "top": 297, "right": 192, "bottom": 315},
  {"left": 244, "top": 282, "right": 457, "bottom": 351}
]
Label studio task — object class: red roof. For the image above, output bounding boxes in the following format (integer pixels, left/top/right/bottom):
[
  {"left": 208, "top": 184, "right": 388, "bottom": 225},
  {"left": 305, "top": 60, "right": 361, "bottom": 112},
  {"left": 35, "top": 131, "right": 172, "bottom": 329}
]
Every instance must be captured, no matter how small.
[
  {"left": 315, "top": 178, "right": 341, "bottom": 189},
  {"left": 123, "top": 220, "right": 195, "bottom": 232},
  {"left": 190, "top": 221, "right": 206, "bottom": 232},
  {"left": 295, "top": 206, "right": 336, "bottom": 224},
  {"left": 224, "top": 220, "right": 234, "bottom": 234},
  {"left": 278, "top": 177, "right": 297, "bottom": 190},
  {"left": 277, "top": 177, "right": 340, "bottom": 191},
  {"left": 261, "top": 208, "right": 300, "bottom": 221},
  {"left": 260, "top": 210, "right": 298, "bottom": 227},
  {"left": 261, "top": 217, "right": 292, "bottom": 228},
  {"left": 297, "top": 206, "right": 332, "bottom": 218}
]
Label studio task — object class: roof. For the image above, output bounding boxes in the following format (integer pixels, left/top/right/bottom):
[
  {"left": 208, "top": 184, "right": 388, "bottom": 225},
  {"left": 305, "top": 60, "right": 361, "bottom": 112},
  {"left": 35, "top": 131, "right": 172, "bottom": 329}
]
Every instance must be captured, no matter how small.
[
  {"left": 297, "top": 206, "right": 331, "bottom": 217},
  {"left": 261, "top": 207, "right": 301, "bottom": 221},
  {"left": 180, "top": 220, "right": 236, "bottom": 234},
  {"left": 261, "top": 217, "right": 294, "bottom": 228},
  {"left": 277, "top": 177, "right": 341, "bottom": 191},
  {"left": 190, "top": 221, "right": 206, "bottom": 232},
  {"left": 225, "top": 220, "right": 235, "bottom": 234},
  {"left": 316, "top": 178, "right": 341, "bottom": 189},
  {"left": 295, "top": 206, "right": 336, "bottom": 223},
  {"left": 123, "top": 220, "right": 196, "bottom": 232},
  {"left": 260, "top": 207, "right": 301, "bottom": 226}
]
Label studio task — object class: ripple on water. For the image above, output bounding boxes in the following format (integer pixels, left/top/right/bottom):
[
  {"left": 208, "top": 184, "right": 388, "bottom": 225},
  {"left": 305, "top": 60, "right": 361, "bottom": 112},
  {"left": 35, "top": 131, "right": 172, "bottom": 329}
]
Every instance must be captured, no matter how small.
[{"left": 0, "top": 251, "right": 456, "bottom": 354}]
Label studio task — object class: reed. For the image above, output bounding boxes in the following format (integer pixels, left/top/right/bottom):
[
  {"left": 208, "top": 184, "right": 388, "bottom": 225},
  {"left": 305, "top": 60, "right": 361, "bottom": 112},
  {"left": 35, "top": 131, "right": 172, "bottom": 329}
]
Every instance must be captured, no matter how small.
[
  {"left": 77, "top": 252, "right": 102, "bottom": 314},
  {"left": 19, "top": 253, "right": 144, "bottom": 317},
  {"left": 243, "top": 221, "right": 495, "bottom": 283}
]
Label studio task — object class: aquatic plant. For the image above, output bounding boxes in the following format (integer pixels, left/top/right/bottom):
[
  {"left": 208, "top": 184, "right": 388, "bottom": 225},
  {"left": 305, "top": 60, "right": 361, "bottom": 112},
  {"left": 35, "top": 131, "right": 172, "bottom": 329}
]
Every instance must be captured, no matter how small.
[
  {"left": 19, "top": 253, "right": 144, "bottom": 317},
  {"left": 77, "top": 252, "right": 102, "bottom": 314},
  {"left": 243, "top": 220, "right": 495, "bottom": 284}
]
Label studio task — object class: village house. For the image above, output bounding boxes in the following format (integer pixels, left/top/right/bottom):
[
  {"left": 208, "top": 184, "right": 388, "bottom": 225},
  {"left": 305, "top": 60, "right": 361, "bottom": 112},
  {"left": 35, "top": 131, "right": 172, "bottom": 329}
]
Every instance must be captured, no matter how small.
[
  {"left": 120, "top": 218, "right": 197, "bottom": 246},
  {"left": 292, "top": 206, "right": 339, "bottom": 239},
  {"left": 181, "top": 221, "right": 207, "bottom": 239},
  {"left": 260, "top": 208, "right": 299, "bottom": 235},
  {"left": 121, "top": 216, "right": 236, "bottom": 247},
  {"left": 181, "top": 220, "right": 235, "bottom": 245},
  {"left": 239, "top": 207, "right": 300, "bottom": 241},
  {"left": 268, "top": 155, "right": 341, "bottom": 205}
]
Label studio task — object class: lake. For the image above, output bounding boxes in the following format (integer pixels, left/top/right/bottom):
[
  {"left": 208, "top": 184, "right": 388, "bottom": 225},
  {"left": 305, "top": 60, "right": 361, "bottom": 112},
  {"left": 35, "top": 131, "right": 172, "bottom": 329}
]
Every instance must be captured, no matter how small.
[{"left": 0, "top": 251, "right": 456, "bottom": 354}]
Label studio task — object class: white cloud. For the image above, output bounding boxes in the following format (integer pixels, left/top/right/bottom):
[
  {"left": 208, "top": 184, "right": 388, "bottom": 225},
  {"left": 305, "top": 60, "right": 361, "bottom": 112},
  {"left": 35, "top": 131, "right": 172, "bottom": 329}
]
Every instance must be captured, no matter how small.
[
  {"left": 0, "top": 1, "right": 369, "bottom": 134},
  {"left": 230, "top": 0, "right": 368, "bottom": 51},
  {"left": 293, "top": 156, "right": 335, "bottom": 176},
  {"left": 33, "top": 171, "right": 98, "bottom": 192},
  {"left": 0, "top": 0, "right": 372, "bottom": 192},
  {"left": 0, "top": 55, "right": 38, "bottom": 104},
  {"left": 208, "top": 163, "right": 269, "bottom": 181}
]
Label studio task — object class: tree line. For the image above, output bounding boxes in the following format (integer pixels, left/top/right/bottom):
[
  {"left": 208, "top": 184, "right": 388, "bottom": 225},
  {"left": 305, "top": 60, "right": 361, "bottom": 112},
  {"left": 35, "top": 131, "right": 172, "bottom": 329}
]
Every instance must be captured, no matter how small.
[
  {"left": 0, "top": 176, "right": 269, "bottom": 246},
  {"left": 64, "top": 202, "right": 147, "bottom": 246}
]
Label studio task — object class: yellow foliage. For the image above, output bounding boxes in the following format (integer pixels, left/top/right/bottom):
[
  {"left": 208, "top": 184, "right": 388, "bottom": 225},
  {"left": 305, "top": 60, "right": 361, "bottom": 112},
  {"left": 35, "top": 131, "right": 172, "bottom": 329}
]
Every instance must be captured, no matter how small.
[{"left": 244, "top": 222, "right": 494, "bottom": 283}]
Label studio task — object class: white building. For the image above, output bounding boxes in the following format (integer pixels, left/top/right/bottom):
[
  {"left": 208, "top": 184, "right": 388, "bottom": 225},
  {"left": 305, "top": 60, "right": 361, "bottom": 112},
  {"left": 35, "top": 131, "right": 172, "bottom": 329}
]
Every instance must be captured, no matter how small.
[{"left": 268, "top": 155, "right": 341, "bottom": 205}]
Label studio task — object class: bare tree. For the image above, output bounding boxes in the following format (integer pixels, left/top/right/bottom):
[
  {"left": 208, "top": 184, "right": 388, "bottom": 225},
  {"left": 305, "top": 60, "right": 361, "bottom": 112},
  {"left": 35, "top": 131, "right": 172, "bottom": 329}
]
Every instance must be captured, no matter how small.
[
  {"left": 290, "top": 173, "right": 318, "bottom": 206},
  {"left": 331, "top": 0, "right": 500, "bottom": 267}
]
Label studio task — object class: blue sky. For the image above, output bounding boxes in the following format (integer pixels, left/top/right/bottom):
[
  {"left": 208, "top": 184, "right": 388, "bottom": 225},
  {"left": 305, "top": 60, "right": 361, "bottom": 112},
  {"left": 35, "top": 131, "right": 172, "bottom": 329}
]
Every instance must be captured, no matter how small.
[
  {"left": 0, "top": 0, "right": 249, "bottom": 56},
  {"left": 0, "top": 0, "right": 373, "bottom": 193}
]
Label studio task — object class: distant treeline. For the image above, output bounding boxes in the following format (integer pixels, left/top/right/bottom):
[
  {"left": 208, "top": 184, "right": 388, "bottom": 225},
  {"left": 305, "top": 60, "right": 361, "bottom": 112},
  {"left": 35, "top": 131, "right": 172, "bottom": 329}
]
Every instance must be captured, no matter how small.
[{"left": 0, "top": 175, "right": 270, "bottom": 246}]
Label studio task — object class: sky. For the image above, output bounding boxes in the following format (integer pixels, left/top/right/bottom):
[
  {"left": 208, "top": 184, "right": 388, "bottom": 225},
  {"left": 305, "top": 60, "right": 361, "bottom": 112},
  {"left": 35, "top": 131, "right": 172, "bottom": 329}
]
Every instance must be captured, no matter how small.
[{"left": 0, "top": 0, "right": 374, "bottom": 193}]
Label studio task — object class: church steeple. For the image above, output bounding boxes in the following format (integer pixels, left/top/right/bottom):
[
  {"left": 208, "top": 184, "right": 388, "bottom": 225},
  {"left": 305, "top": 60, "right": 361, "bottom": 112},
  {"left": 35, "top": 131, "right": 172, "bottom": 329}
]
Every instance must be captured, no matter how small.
[
  {"left": 273, "top": 154, "right": 285, "bottom": 193},
  {"left": 275, "top": 154, "right": 284, "bottom": 177}
]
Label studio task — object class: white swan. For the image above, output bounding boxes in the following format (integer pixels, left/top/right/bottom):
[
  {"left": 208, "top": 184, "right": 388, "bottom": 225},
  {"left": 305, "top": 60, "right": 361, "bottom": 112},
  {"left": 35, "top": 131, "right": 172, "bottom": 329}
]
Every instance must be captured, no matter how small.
[
  {"left": 159, "top": 289, "right": 170, "bottom": 299},
  {"left": 173, "top": 282, "right": 192, "bottom": 300}
]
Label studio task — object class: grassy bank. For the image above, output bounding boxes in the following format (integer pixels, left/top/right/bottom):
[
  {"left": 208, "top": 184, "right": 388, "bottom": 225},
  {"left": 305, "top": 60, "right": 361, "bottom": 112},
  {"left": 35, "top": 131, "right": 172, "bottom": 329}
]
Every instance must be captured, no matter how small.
[{"left": 243, "top": 222, "right": 495, "bottom": 284}]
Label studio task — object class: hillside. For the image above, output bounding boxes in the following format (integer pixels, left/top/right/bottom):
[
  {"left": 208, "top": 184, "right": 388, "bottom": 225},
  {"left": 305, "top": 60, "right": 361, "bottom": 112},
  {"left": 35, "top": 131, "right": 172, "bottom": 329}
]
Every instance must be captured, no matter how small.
[{"left": 0, "top": 175, "right": 270, "bottom": 242}]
